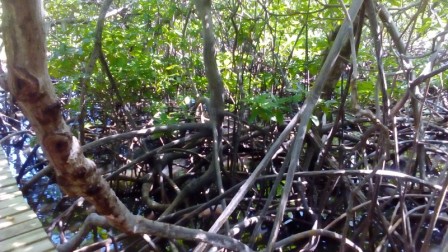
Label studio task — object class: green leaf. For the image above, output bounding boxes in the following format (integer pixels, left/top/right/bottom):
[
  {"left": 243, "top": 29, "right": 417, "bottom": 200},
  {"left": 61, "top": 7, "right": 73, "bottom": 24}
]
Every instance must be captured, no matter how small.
[{"left": 311, "top": 115, "right": 319, "bottom": 126}]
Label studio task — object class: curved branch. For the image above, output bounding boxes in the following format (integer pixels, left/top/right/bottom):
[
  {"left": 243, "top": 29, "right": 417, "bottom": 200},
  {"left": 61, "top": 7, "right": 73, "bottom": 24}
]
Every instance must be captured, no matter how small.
[
  {"left": 271, "top": 229, "right": 362, "bottom": 251},
  {"left": 78, "top": 0, "right": 113, "bottom": 144},
  {"left": 194, "top": 0, "right": 228, "bottom": 235}
]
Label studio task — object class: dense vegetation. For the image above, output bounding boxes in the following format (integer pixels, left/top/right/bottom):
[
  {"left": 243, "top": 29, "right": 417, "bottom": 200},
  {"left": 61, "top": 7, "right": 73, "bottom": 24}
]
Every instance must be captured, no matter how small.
[{"left": 1, "top": 0, "right": 447, "bottom": 251}]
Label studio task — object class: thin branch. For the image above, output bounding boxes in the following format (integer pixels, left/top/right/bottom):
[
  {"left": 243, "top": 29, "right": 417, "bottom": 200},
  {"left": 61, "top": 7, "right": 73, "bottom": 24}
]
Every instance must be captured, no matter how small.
[
  {"left": 421, "top": 164, "right": 448, "bottom": 251},
  {"left": 202, "top": 0, "right": 365, "bottom": 242},
  {"left": 270, "top": 229, "right": 362, "bottom": 252},
  {"left": 78, "top": 0, "right": 113, "bottom": 145}
]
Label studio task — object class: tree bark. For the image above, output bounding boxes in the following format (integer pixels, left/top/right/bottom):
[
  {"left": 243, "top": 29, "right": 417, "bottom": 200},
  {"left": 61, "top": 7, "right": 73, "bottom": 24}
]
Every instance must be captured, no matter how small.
[{"left": 1, "top": 1, "right": 251, "bottom": 251}]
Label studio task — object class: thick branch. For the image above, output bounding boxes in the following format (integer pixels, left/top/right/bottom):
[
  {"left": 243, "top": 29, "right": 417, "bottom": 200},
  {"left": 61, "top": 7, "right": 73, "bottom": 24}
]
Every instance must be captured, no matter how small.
[
  {"left": 194, "top": 0, "right": 225, "bottom": 123},
  {"left": 194, "top": 0, "right": 228, "bottom": 233}
]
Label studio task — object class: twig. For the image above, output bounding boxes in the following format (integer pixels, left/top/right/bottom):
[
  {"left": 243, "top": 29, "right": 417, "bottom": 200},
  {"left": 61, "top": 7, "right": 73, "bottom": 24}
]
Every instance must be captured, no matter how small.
[
  {"left": 270, "top": 229, "right": 362, "bottom": 252},
  {"left": 421, "top": 164, "right": 448, "bottom": 251}
]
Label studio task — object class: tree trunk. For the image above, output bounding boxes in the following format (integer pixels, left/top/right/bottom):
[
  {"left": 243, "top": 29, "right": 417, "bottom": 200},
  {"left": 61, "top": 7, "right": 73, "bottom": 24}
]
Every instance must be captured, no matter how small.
[{"left": 2, "top": 0, "right": 135, "bottom": 229}]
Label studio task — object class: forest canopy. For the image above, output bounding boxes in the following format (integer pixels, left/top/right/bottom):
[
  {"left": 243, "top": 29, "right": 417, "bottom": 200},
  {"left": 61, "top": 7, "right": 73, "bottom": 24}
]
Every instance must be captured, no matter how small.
[{"left": 0, "top": 0, "right": 447, "bottom": 251}]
